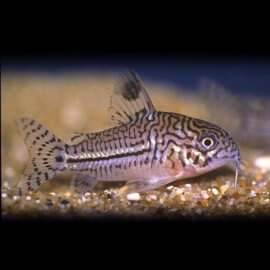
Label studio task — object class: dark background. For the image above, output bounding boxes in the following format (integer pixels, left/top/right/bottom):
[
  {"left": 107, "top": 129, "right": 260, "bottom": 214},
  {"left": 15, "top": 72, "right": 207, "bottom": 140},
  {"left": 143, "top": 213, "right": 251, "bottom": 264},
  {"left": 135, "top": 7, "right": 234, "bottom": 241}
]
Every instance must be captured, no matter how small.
[{"left": 2, "top": 52, "right": 270, "bottom": 97}]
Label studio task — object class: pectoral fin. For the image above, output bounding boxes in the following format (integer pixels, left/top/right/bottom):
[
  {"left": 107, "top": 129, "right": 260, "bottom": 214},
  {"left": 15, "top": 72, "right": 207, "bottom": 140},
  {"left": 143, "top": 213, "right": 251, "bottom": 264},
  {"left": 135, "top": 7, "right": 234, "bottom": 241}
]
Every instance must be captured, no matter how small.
[
  {"left": 120, "top": 178, "right": 174, "bottom": 194},
  {"left": 71, "top": 174, "right": 98, "bottom": 194}
]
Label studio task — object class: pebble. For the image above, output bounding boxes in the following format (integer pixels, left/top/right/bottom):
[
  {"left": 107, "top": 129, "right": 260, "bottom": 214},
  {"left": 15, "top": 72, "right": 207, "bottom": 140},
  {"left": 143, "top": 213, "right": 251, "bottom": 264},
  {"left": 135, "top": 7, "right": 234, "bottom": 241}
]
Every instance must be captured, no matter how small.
[
  {"left": 2, "top": 193, "right": 7, "bottom": 198},
  {"left": 220, "top": 184, "right": 229, "bottom": 194},
  {"left": 185, "top": 184, "right": 192, "bottom": 189},
  {"left": 212, "top": 188, "right": 219, "bottom": 195},
  {"left": 176, "top": 188, "right": 185, "bottom": 195},
  {"left": 127, "top": 193, "right": 140, "bottom": 201},
  {"left": 201, "top": 190, "right": 209, "bottom": 199},
  {"left": 167, "top": 186, "right": 174, "bottom": 190},
  {"left": 228, "top": 199, "right": 234, "bottom": 205},
  {"left": 82, "top": 196, "right": 87, "bottom": 203},
  {"left": 201, "top": 199, "right": 208, "bottom": 206},
  {"left": 258, "top": 181, "right": 266, "bottom": 187},
  {"left": 254, "top": 156, "right": 270, "bottom": 170},
  {"left": 26, "top": 196, "right": 31, "bottom": 201},
  {"left": 149, "top": 195, "right": 157, "bottom": 200},
  {"left": 195, "top": 209, "right": 202, "bottom": 215}
]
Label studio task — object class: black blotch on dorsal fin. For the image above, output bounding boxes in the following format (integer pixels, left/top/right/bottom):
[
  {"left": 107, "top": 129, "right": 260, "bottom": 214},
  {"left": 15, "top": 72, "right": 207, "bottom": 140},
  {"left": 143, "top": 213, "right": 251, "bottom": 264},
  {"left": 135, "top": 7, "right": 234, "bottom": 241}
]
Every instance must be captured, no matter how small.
[
  {"left": 120, "top": 71, "right": 141, "bottom": 101},
  {"left": 108, "top": 70, "right": 156, "bottom": 126}
]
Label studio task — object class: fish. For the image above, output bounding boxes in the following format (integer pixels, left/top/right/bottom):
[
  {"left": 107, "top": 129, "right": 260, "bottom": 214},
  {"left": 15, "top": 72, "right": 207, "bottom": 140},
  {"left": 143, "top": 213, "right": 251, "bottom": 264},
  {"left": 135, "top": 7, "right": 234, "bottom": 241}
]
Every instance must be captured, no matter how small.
[{"left": 14, "top": 70, "right": 245, "bottom": 196}]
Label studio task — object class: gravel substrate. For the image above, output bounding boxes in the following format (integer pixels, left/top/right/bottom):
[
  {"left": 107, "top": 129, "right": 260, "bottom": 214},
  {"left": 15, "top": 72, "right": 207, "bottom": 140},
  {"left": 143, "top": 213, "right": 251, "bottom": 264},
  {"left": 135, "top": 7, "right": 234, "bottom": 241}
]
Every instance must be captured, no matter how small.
[{"left": 2, "top": 167, "right": 269, "bottom": 219}]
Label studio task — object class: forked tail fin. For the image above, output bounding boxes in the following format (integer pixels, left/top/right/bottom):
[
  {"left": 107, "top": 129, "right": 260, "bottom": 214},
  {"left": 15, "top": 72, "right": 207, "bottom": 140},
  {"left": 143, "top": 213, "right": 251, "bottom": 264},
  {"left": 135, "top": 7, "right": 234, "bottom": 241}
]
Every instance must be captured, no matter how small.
[{"left": 14, "top": 117, "right": 67, "bottom": 196}]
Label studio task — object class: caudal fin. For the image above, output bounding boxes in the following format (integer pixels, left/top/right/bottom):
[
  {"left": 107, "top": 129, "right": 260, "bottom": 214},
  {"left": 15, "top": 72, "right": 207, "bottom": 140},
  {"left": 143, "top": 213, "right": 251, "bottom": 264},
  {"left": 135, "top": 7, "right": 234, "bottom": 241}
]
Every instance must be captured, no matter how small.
[{"left": 14, "top": 117, "right": 67, "bottom": 196}]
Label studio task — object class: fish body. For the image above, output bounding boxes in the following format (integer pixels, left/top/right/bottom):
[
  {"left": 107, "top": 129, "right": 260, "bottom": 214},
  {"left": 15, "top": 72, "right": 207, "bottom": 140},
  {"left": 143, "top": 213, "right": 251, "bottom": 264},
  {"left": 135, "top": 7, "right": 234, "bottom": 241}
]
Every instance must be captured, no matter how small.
[{"left": 15, "top": 71, "right": 242, "bottom": 195}]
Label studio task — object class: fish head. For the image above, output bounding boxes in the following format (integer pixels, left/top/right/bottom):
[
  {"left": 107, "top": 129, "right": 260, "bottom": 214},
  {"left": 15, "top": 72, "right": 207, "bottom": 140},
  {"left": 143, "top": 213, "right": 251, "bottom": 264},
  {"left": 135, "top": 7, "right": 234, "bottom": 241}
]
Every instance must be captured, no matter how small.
[{"left": 182, "top": 117, "right": 242, "bottom": 177}]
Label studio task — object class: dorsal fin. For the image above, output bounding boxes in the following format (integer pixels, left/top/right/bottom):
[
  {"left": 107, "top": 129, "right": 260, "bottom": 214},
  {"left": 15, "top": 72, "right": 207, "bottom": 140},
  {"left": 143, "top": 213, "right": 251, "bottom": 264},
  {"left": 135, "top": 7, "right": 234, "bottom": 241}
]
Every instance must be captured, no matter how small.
[{"left": 108, "top": 70, "right": 156, "bottom": 126}]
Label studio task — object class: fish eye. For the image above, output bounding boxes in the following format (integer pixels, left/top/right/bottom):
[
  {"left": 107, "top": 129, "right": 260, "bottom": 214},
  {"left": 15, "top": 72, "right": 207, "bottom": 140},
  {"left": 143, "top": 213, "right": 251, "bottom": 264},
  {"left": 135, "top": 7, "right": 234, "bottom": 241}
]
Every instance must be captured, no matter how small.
[{"left": 202, "top": 137, "right": 215, "bottom": 149}]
